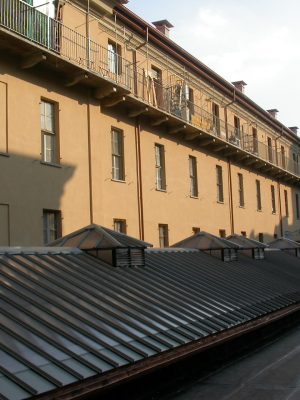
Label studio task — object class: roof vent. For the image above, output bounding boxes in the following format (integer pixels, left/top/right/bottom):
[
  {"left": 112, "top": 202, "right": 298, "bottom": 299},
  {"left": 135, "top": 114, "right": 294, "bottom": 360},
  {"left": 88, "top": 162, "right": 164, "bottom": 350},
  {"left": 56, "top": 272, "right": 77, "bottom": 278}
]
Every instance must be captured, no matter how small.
[
  {"left": 268, "top": 237, "right": 300, "bottom": 258},
  {"left": 267, "top": 109, "right": 279, "bottom": 119},
  {"left": 48, "top": 224, "right": 152, "bottom": 267},
  {"left": 232, "top": 81, "right": 247, "bottom": 93},
  {"left": 289, "top": 126, "right": 299, "bottom": 135},
  {"left": 172, "top": 231, "right": 239, "bottom": 262},
  {"left": 152, "top": 20, "right": 174, "bottom": 38},
  {"left": 227, "top": 234, "right": 267, "bottom": 260}
]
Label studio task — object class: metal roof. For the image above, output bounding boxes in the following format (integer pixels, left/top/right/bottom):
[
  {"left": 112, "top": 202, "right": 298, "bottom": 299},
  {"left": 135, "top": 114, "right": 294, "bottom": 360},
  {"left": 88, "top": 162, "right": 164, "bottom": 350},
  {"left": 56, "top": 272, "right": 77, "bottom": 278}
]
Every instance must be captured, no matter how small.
[
  {"left": 1, "top": 248, "right": 300, "bottom": 399},
  {"left": 171, "top": 231, "right": 240, "bottom": 250},
  {"left": 268, "top": 237, "right": 300, "bottom": 249},
  {"left": 226, "top": 235, "right": 268, "bottom": 249},
  {"left": 48, "top": 224, "right": 152, "bottom": 249}
]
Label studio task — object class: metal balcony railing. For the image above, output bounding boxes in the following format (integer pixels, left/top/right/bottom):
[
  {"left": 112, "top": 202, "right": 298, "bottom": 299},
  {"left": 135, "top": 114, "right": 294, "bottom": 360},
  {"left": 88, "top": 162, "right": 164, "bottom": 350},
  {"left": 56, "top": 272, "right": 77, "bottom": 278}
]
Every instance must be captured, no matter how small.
[
  {"left": 0, "top": 0, "right": 132, "bottom": 89},
  {"left": 1, "top": 0, "right": 299, "bottom": 178}
]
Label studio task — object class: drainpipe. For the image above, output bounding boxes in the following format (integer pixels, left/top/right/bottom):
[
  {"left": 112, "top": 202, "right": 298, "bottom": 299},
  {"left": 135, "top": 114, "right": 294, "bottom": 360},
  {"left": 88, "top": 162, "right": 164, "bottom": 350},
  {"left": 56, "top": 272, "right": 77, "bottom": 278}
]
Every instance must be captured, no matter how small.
[
  {"left": 135, "top": 117, "right": 145, "bottom": 239},
  {"left": 87, "top": 89, "right": 94, "bottom": 224},
  {"left": 228, "top": 159, "right": 235, "bottom": 235},
  {"left": 223, "top": 89, "right": 236, "bottom": 235},
  {"left": 277, "top": 180, "right": 283, "bottom": 237}
]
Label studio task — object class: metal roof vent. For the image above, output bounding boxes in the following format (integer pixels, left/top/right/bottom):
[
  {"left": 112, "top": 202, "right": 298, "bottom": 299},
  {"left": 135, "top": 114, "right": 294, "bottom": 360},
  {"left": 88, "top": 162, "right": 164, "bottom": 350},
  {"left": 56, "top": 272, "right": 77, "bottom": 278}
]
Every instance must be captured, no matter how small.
[
  {"left": 172, "top": 231, "right": 239, "bottom": 262},
  {"left": 227, "top": 234, "right": 268, "bottom": 260},
  {"left": 48, "top": 224, "right": 152, "bottom": 267},
  {"left": 268, "top": 237, "right": 300, "bottom": 258}
]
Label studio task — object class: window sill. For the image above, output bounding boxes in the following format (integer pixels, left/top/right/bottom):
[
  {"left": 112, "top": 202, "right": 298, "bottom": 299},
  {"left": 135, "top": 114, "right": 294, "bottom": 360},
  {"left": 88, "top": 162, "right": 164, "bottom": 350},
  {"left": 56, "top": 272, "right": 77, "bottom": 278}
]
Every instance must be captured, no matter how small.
[
  {"left": 111, "top": 178, "right": 126, "bottom": 183},
  {"left": 190, "top": 195, "right": 199, "bottom": 199},
  {"left": 217, "top": 200, "right": 224, "bottom": 204},
  {"left": 239, "top": 205, "right": 245, "bottom": 209},
  {"left": 156, "top": 188, "right": 167, "bottom": 193},
  {"left": 0, "top": 152, "right": 9, "bottom": 157},
  {"left": 272, "top": 212, "right": 277, "bottom": 215},
  {"left": 40, "top": 161, "right": 62, "bottom": 169},
  {"left": 257, "top": 209, "right": 262, "bottom": 212}
]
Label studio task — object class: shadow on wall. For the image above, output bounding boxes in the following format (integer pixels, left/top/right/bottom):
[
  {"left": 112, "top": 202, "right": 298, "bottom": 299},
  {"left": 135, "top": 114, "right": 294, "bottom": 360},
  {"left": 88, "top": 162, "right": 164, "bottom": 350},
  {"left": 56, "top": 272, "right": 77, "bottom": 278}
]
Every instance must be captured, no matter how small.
[
  {"left": 248, "top": 214, "right": 300, "bottom": 244},
  {"left": 0, "top": 152, "right": 75, "bottom": 246}
]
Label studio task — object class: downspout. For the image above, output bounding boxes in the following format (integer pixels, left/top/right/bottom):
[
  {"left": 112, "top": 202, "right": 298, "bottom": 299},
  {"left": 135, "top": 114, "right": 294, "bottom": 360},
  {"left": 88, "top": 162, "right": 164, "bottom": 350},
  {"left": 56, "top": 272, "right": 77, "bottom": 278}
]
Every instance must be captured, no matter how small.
[
  {"left": 87, "top": 89, "right": 94, "bottom": 224},
  {"left": 224, "top": 88, "right": 236, "bottom": 235},
  {"left": 277, "top": 180, "right": 283, "bottom": 237},
  {"left": 135, "top": 117, "right": 145, "bottom": 240},
  {"left": 228, "top": 159, "right": 235, "bottom": 235}
]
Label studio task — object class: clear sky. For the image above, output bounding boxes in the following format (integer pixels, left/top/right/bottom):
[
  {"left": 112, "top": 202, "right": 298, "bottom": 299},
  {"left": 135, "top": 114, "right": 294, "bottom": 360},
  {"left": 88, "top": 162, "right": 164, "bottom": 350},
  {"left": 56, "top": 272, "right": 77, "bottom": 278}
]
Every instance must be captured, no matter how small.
[{"left": 126, "top": 0, "right": 300, "bottom": 128}]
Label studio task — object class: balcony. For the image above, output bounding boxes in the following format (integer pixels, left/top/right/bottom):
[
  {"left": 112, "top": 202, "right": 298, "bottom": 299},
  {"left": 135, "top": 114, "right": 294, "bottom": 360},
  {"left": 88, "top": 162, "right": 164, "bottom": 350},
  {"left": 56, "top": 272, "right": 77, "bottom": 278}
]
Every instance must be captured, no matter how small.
[
  {"left": 0, "top": 0, "right": 132, "bottom": 91},
  {"left": 0, "top": 0, "right": 299, "bottom": 184}
]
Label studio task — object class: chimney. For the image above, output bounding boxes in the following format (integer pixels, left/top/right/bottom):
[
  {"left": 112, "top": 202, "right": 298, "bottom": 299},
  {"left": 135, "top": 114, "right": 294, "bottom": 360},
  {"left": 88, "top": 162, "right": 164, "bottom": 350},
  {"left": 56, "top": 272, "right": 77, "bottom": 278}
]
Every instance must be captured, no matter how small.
[
  {"left": 267, "top": 109, "right": 279, "bottom": 119},
  {"left": 289, "top": 126, "right": 299, "bottom": 135},
  {"left": 152, "top": 20, "right": 174, "bottom": 38},
  {"left": 231, "top": 81, "right": 247, "bottom": 93}
]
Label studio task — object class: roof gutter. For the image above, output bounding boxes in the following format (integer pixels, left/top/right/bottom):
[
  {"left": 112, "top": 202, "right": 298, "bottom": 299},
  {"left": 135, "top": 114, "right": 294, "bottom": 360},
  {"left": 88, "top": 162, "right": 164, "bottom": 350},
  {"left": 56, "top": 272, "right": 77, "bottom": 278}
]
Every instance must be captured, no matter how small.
[
  {"left": 36, "top": 302, "right": 300, "bottom": 400},
  {"left": 114, "top": 6, "right": 300, "bottom": 146}
]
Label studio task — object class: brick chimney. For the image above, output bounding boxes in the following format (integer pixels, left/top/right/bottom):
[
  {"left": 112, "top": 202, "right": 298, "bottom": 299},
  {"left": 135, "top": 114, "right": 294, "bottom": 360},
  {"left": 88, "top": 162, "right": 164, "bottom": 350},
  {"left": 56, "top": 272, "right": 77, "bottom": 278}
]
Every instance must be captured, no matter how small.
[
  {"left": 232, "top": 81, "right": 247, "bottom": 93},
  {"left": 267, "top": 109, "right": 279, "bottom": 119},
  {"left": 289, "top": 126, "right": 299, "bottom": 135},
  {"left": 152, "top": 20, "right": 174, "bottom": 38}
]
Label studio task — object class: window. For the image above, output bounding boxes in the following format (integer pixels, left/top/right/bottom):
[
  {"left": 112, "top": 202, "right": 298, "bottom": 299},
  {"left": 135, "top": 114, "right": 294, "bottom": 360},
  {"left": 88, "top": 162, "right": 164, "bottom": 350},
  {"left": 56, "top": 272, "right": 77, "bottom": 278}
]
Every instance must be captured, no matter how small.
[
  {"left": 43, "top": 209, "right": 61, "bottom": 244},
  {"left": 271, "top": 185, "right": 276, "bottom": 214},
  {"left": 111, "top": 128, "right": 125, "bottom": 181},
  {"left": 189, "top": 156, "right": 198, "bottom": 197},
  {"left": 284, "top": 190, "right": 289, "bottom": 217},
  {"left": 192, "top": 227, "right": 200, "bottom": 235},
  {"left": 267, "top": 137, "right": 273, "bottom": 163},
  {"left": 296, "top": 193, "right": 300, "bottom": 220},
  {"left": 293, "top": 153, "right": 299, "bottom": 174},
  {"left": 281, "top": 146, "right": 286, "bottom": 169},
  {"left": 234, "top": 116, "right": 241, "bottom": 138},
  {"left": 212, "top": 103, "right": 220, "bottom": 136},
  {"left": 256, "top": 180, "right": 262, "bottom": 211},
  {"left": 41, "top": 100, "right": 57, "bottom": 163},
  {"left": 108, "top": 40, "right": 122, "bottom": 75},
  {"left": 151, "top": 66, "right": 163, "bottom": 108},
  {"left": 258, "top": 233, "right": 264, "bottom": 243},
  {"left": 159, "top": 224, "right": 169, "bottom": 247},
  {"left": 219, "top": 229, "right": 226, "bottom": 238},
  {"left": 216, "top": 165, "right": 224, "bottom": 203},
  {"left": 252, "top": 127, "right": 258, "bottom": 154},
  {"left": 274, "top": 233, "right": 278, "bottom": 239},
  {"left": 113, "top": 219, "right": 127, "bottom": 234},
  {"left": 238, "top": 173, "right": 245, "bottom": 207},
  {"left": 187, "top": 87, "right": 195, "bottom": 119},
  {"left": 155, "top": 144, "right": 166, "bottom": 190},
  {"left": 241, "top": 231, "right": 247, "bottom": 237}
]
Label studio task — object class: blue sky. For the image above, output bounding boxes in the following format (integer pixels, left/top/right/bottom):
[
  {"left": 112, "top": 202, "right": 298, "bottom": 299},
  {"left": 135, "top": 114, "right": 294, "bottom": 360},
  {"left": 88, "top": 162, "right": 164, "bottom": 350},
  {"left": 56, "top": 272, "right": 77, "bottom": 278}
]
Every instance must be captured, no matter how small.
[{"left": 126, "top": 1, "right": 300, "bottom": 128}]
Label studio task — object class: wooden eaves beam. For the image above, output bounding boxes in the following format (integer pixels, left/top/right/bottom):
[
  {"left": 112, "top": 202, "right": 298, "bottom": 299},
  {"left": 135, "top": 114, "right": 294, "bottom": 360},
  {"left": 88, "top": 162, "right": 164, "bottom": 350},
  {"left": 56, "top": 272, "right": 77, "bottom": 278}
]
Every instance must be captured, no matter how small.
[
  {"left": 65, "top": 72, "right": 88, "bottom": 87},
  {"left": 94, "top": 86, "right": 117, "bottom": 100},
  {"left": 128, "top": 107, "right": 148, "bottom": 118}
]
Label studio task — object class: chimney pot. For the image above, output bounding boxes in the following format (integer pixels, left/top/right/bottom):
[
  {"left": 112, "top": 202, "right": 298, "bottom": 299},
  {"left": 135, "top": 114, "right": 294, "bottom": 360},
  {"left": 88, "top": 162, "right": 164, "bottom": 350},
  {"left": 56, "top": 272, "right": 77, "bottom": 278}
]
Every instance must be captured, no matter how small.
[
  {"left": 267, "top": 109, "right": 279, "bottom": 119},
  {"left": 232, "top": 80, "right": 247, "bottom": 93},
  {"left": 152, "top": 19, "right": 174, "bottom": 38},
  {"left": 289, "top": 126, "right": 299, "bottom": 135}
]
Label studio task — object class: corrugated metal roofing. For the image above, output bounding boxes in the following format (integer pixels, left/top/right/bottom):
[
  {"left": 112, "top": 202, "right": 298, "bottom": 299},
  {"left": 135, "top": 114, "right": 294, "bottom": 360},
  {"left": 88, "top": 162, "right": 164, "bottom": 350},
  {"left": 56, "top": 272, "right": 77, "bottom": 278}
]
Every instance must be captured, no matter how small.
[
  {"left": 171, "top": 231, "right": 239, "bottom": 249},
  {"left": 1, "top": 248, "right": 300, "bottom": 399},
  {"left": 268, "top": 237, "right": 300, "bottom": 249},
  {"left": 48, "top": 224, "right": 152, "bottom": 249},
  {"left": 226, "top": 235, "right": 268, "bottom": 249}
]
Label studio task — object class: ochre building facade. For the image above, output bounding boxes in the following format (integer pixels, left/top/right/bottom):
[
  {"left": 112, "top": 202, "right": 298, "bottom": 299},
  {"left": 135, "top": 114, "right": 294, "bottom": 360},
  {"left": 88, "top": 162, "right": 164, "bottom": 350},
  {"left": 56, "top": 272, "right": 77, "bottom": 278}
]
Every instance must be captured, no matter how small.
[{"left": 0, "top": 0, "right": 300, "bottom": 247}]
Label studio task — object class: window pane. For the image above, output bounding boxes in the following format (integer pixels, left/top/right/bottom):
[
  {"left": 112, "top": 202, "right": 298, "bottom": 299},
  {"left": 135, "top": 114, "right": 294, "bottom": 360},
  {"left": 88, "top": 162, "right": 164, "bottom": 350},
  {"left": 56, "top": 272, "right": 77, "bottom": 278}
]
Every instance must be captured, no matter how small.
[{"left": 43, "top": 134, "right": 55, "bottom": 163}]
